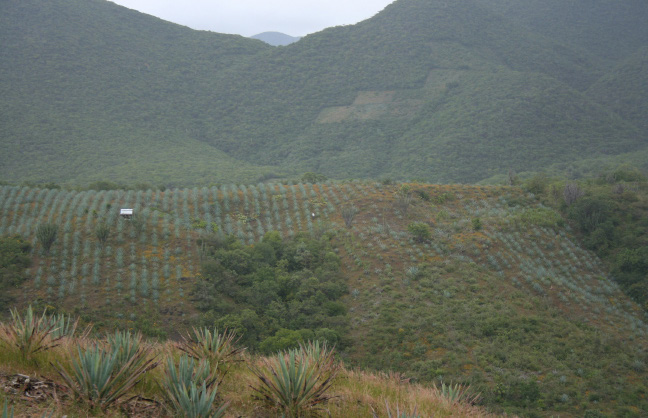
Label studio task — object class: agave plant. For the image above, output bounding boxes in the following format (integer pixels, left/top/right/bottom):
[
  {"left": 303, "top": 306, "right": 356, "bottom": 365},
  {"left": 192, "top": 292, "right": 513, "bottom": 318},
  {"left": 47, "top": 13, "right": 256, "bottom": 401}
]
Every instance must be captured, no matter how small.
[
  {"left": 372, "top": 400, "right": 420, "bottom": 418},
  {"left": 54, "top": 335, "right": 157, "bottom": 410},
  {"left": 250, "top": 341, "right": 339, "bottom": 417},
  {"left": 437, "top": 382, "right": 481, "bottom": 405},
  {"left": 159, "top": 354, "right": 228, "bottom": 418},
  {"left": 178, "top": 327, "right": 244, "bottom": 374},
  {"left": 43, "top": 312, "right": 91, "bottom": 340},
  {"left": 0, "top": 306, "right": 63, "bottom": 361},
  {"left": 106, "top": 330, "right": 145, "bottom": 370}
]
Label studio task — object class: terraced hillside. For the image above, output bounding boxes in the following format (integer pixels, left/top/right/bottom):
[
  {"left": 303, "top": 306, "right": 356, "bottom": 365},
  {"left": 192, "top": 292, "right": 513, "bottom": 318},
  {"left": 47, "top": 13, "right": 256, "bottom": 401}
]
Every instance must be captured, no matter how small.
[{"left": 1, "top": 182, "right": 647, "bottom": 416}]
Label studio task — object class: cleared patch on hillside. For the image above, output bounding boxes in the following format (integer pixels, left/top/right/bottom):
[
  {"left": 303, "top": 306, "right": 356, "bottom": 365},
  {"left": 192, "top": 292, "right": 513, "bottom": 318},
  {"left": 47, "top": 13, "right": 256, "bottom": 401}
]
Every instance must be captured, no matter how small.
[{"left": 316, "top": 90, "right": 424, "bottom": 123}]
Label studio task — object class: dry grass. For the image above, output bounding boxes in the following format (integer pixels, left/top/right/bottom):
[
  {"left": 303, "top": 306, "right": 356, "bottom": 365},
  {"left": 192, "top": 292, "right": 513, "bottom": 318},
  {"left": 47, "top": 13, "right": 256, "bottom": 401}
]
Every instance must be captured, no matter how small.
[{"left": 0, "top": 334, "right": 497, "bottom": 417}]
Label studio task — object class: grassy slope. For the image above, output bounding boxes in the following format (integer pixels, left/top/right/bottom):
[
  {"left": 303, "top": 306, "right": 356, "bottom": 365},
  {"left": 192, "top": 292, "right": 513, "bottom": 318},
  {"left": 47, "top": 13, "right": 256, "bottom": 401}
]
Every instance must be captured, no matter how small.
[
  {"left": 0, "top": 337, "right": 492, "bottom": 417},
  {"left": 0, "top": 182, "right": 646, "bottom": 416}
]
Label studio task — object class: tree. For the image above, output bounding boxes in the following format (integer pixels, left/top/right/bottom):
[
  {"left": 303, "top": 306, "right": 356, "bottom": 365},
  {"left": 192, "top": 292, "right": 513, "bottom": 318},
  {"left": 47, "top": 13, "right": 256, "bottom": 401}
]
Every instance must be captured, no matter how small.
[
  {"left": 301, "top": 172, "right": 328, "bottom": 183},
  {"left": 36, "top": 223, "right": 58, "bottom": 254}
]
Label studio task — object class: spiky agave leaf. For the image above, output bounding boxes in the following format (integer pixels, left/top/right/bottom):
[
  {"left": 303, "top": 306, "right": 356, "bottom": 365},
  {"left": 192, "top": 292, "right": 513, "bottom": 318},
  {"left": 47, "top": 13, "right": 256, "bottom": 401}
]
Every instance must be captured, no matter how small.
[
  {"left": 42, "top": 312, "right": 92, "bottom": 340},
  {"left": 106, "top": 330, "right": 145, "bottom": 371},
  {"left": 249, "top": 341, "right": 339, "bottom": 417},
  {"left": 437, "top": 382, "right": 481, "bottom": 405},
  {"left": 159, "top": 354, "right": 227, "bottom": 418},
  {"left": 372, "top": 400, "right": 420, "bottom": 418},
  {"left": 0, "top": 306, "right": 62, "bottom": 362},
  {"left": 2, "top": 398, "right": 14, "bottom": 418},
  {"left": 54, "top": 340, "right": 158, "bottom": 410},
  {"left": 178, "top": 327, "right": 244, "bottom": 374}
]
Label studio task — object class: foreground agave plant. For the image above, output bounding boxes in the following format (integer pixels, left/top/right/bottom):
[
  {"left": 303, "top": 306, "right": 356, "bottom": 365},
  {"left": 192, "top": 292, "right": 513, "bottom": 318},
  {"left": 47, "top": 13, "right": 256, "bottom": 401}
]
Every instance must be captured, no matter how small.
[
  {"left": 0, "top": 306, "right": 68, "bottom": 362},
  {"left": 54, "top": 332, "right": 157, "bottom": 410},
  {"left": 250, "top": 341, "right": 339, "bottom": 417},
  {"left": 160, "top": 354, "right": 228, "bottom": 418},
  {"left": 178, "top": 327, "right": 244, "bottom": 374}
]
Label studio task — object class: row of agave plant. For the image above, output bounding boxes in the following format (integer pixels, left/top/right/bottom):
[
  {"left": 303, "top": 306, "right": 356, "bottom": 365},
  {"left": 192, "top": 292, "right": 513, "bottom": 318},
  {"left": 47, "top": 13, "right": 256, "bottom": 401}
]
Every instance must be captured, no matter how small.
[{"left": 0, "top": 306, "right": 340, "bottom": 417}]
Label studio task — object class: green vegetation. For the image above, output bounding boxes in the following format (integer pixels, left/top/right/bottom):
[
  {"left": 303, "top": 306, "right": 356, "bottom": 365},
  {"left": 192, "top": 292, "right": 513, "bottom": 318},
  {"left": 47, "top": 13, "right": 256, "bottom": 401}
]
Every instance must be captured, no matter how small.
[
  {"left": 0, "top": 236, "right": 30, "bottom": 311},
  {"left": 0, "top": 179, "right": 647, "bottom": 416},
  {"left": 36, "top": 223, "right": 57, "bottom": 254},
  {"left": 0, "top": 308, "right": 488, "bottom": 417},
  {"left": 526, "top": 167, "right": 648, "bottom": 311},
  {"left": 1, "top": 0, "right": 647, "bottom": 185},
  {"left": 159, "top": 355, "right": 227, "bottom": 418},
  {"left": 193, "top": 233, "right": 348, "bottom": 353},
  {"left": 177, "top": 327, "right": 244, "bottom": 375},
  {"left": 249, "top": 341, "right": 339, "bottom": 417}
]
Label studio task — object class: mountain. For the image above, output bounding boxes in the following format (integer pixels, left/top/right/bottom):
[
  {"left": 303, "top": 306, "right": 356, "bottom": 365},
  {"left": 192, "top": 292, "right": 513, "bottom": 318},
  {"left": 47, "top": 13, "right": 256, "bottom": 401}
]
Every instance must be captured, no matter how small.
[
  {"left": 1, "top": 0, "right": 647, "bottom": 186},
  {"left": 251, "top": 31, "right": 301, "bottom": 46},
  {"left": 587, "top": 46, "right": 648, "bottom": 136},
  {"left": 480, "top": 0, "right": 648, "bottom": 67},
  {"left": 1, "top": 181, "right": 647, "bottom": 416}
]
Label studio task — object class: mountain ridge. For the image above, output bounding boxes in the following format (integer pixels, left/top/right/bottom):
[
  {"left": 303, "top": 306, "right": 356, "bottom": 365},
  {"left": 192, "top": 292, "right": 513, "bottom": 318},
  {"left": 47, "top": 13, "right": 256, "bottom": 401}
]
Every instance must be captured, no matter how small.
[{"left": 0, "top": 0, "right": 647, "bottom": 186}]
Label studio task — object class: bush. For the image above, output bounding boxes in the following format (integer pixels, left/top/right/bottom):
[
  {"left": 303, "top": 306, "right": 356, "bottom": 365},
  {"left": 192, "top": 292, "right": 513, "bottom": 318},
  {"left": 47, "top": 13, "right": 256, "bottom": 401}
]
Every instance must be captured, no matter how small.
[{"left": 408, "top": 222, "right": 431, "bottom": 243}]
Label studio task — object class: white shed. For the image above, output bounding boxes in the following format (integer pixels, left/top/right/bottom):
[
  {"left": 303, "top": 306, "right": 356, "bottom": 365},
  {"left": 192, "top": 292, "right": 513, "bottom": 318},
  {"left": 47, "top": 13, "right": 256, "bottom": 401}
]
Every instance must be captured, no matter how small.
[{"left": 120, "top": 208, "right": 133, "bottom": 219}]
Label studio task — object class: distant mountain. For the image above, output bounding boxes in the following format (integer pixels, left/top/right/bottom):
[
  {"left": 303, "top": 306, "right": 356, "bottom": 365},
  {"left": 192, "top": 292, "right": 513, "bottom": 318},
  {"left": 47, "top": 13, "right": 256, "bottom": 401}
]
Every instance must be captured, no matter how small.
[
  {"left": 481, "top": 0, "right": 648, "bottom": 67},
  {"left": 587, "top": 46, "right": 648, "bottom": 136},
  {"left": 251, "top": 31, "right": 301, "bottom": 46},
  {"left": 1, "top": 0, "right": 647, "bottom": 186}
]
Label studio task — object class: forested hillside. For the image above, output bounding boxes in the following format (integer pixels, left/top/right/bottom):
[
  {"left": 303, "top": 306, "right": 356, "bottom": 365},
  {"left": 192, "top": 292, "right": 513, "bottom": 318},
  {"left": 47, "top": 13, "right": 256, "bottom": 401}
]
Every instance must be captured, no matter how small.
[
  {"left": 0, "top": 181, "right": 646, "bottom": 416},
  {"left": 1, "top": 0, "right": 647, "bottom": 186}
]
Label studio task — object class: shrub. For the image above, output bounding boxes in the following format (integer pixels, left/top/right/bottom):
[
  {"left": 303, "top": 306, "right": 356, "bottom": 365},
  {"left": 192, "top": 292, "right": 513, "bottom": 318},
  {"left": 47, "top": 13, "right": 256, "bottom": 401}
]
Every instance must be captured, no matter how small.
[
  {"left": 407, "top": 222, "right": 431, "bottom": 243},
  {"left": 563, "top": 183, "right": 584, "bottom": 206},
  {"left": 250, "top": 341, "right": 339, "bottom": 417},
  {"left": 36, "top": 223, "right": 58, "bottom": 254}
]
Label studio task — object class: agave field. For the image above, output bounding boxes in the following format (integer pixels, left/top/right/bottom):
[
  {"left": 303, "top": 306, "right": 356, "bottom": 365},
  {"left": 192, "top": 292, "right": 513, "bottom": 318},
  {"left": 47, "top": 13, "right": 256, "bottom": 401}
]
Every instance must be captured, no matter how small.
[{"left": 1, "top": 181, "right": 648, "bottom": 415}]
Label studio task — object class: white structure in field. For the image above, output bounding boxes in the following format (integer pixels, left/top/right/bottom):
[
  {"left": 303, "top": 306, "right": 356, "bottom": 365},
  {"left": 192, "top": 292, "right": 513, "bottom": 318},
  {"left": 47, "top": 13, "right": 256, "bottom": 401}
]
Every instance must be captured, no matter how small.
[{"left": 120, "top": 208, "right": 133, "bottom": 219}]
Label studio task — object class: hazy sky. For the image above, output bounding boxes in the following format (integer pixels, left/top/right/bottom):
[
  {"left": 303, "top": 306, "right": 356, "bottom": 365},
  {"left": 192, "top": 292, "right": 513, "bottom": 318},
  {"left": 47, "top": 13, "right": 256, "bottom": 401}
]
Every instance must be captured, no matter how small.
[{"left": 108, "top": 0, "right": 395, "bottom": 37}]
